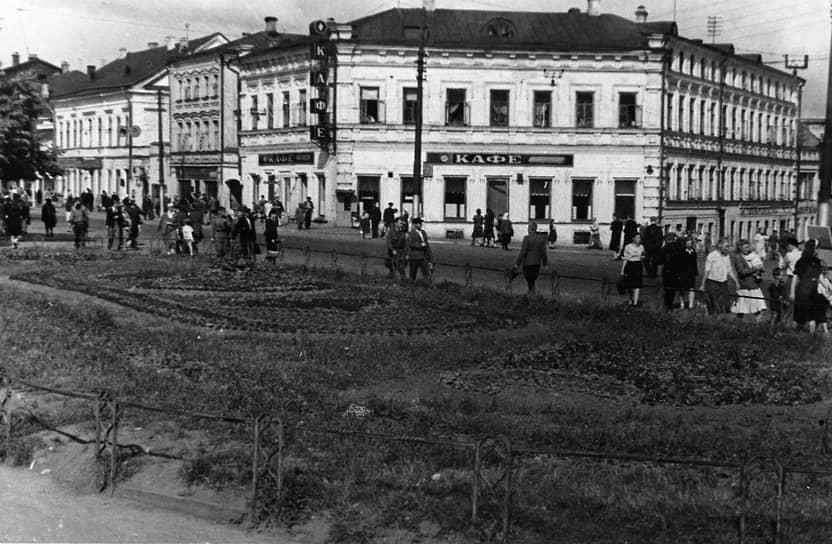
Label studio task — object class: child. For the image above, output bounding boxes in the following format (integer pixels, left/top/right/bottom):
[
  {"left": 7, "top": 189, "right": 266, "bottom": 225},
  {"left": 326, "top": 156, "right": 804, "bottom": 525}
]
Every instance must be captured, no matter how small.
[
  {"left": 547, "top": 219, "right": 558, "bottom": 249},
  {"left": 768, "top": 267, "right": 788, "bottom": 325},
  {"left": 360, "top": 210, "right": 371, "bottom": 240},
  {"left": 181, "top": 219, "right": 195, "bottom": 256}
]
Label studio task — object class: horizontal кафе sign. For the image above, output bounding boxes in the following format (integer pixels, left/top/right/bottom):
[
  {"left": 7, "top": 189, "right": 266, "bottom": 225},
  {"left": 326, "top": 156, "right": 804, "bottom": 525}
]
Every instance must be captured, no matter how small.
[
  {"left": 259, "top": 152, "right": 315, "bottom": 166},
  {"left": 425, "top": 152, "right": 573, "bottom": 166}
]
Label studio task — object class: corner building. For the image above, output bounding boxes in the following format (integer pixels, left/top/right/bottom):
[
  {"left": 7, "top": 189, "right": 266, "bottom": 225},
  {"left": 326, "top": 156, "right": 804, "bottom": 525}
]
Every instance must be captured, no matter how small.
[{"left": 238, "top": 3, "right": 810, "bottom": 244}]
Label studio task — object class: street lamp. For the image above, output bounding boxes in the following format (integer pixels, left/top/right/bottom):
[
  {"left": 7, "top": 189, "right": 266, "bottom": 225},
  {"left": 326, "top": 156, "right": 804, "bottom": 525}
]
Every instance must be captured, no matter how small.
[{"left": 412, "top": 0, "right": 434, "bottom": 219}]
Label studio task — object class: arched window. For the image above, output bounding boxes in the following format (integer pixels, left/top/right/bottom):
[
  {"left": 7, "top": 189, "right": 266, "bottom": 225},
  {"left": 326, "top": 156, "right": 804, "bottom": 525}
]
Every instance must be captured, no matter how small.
[
  {"left": 212, "top": 74, "right": 219, "bottom": 97},
  {"left": 184, "top": 79, "right": 191, "bottom": 100}
]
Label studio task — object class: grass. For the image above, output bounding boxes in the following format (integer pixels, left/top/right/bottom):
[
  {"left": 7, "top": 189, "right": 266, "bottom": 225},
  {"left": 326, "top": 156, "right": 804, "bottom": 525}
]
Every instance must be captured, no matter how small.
[{"left": 1, "top": 252, "right": 832, "bottom": 542}]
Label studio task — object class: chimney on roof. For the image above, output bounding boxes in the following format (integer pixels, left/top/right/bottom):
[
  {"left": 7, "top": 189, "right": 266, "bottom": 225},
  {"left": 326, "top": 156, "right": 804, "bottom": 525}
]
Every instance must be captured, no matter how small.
[
  {"left": 147, "top": 42, "right": 159, "bottom": 49},
  {"left": 587, "top": 0, "right": 600, "bottom": 16},
  {"left": 119, "top": 48, "right": 127, "bottom": 59},
  {"left": 60, "top": 61, "right": 70, "bottom": 73},
  {"left": 265, "top": 16, "right": 278, "bottom": 35},
  {"left": 28, "top": 53, "right": 38, "bottom": 61},
  {"left": 165, "top": 36, "right": 177, "bottom": 50},
  {"left": 568, "top": 7, "right": 580, "bottom": 15},
  {"left": 11, "top": 52, "right": 19, "bottom": 66},
  {"left": 178, "top": 37, "right": 188, "bottom": 53},
  {"left": 635, "top": 5, "right": 648, "bottom": 22},
  {"left": 87, "top": 65, "right": 96, "bottom": 80}
]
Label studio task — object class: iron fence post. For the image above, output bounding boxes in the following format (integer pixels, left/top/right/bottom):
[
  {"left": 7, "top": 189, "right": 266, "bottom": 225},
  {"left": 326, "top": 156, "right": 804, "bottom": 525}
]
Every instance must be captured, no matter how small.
[
  {"left": 471, "top": 441, "right": 480, "bottom": 526},
  {"left": 1, "top": 372, "right": 11, "bottom": 456},
  {"left": 774, "top": 462, "right": 786, "bottom": 544},
  {"left": 501, "top": 437, "right": 512, "bottom": 544},
  {"left": 251, "top": 415, "right": 261, "bottom": 524},
  {"left": 277, "top": 418, "right": 284, "bottom": 497},
  {"left": 738, "top": 459, "right": 747, "bottom": 544},
  {"left": 109, "top": 396, "right": 119, "bottom": 495},
  {"left": 464, "top": 263, "right": 473, "bottom": 289}
]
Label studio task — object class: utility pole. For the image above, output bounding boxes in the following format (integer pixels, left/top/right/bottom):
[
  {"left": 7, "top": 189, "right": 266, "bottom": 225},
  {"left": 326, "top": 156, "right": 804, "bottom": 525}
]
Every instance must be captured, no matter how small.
[
  {"left": 412, "top": 5, "right": 427, "bottom": 218},
  {"left": 785, "top": 55, "right": 808, "bottom": 235},
  {"left": 706, "top": 16, "right": 722, "bottom": 44},
  {"left": 127, "top": 93, "right": 133, "bottom": 200},
  {"left": 818, "top": 3, "right": 832, "bottom": 226},
  {"left": 156, "top": 87, "right": 165, "bottom": 217}
]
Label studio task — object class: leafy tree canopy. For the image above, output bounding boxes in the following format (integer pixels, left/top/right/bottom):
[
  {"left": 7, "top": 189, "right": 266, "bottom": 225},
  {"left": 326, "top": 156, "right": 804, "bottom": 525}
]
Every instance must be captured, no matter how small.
[{"left": 0, "top": 79, "right": 61, "bottom": 183}]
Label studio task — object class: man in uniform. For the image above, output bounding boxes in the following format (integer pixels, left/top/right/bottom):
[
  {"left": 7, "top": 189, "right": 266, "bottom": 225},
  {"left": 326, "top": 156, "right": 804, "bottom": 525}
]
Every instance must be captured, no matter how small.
[
  {"left": 385, "top": 215, "right": 408, "bottom": 279},
  {"left": 211, "top": 207, "right": 232, "bottom": 258}
]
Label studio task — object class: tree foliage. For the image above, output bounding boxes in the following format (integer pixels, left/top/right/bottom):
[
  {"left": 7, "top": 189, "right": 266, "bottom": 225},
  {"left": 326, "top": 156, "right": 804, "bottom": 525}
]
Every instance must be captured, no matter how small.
[{"left": 0, "top": 79, "right": 61, "bottom": 182}]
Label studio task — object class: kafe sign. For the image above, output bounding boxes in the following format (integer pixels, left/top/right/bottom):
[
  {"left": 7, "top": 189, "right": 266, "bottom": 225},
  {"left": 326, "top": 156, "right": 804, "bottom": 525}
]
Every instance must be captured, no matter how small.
[
  {"left": 309, "top": 20, "right": 336, "bottom": 150},
  {"left": 425, "top": 152, "right": 574, "bottom": 166}
]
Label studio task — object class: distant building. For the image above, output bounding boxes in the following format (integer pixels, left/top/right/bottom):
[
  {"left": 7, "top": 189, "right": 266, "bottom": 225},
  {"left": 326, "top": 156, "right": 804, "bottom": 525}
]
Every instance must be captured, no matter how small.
[
  {"left": 48, "top": 34, "right": 225, "bottom": 205},
  {"left": 231, "top": 1, "right": 811, "bottom": 242}
]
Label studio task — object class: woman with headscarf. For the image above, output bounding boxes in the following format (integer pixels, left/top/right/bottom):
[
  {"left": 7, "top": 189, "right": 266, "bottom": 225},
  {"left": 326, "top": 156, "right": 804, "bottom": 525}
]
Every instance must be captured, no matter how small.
[{"left": 790, "top": 239, "right": 829, "bottom": 333}]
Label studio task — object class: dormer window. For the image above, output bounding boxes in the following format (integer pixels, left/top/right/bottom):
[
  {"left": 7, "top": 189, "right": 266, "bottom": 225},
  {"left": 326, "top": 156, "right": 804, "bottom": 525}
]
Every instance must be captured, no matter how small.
[{"left": 484, "top": 18, "right": 516, "bottom": 40}]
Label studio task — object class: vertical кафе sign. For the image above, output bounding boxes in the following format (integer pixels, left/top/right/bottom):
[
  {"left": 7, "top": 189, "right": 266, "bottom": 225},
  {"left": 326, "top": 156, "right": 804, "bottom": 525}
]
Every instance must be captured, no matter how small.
[{"left": 309, "top": 20, "right": 336, "bottom": 150}]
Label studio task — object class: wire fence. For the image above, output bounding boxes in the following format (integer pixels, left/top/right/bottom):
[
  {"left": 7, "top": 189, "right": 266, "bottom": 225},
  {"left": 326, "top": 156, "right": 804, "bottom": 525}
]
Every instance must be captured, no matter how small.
[{"left": 3, "top": 365, "right": 832, "bottom": 542}]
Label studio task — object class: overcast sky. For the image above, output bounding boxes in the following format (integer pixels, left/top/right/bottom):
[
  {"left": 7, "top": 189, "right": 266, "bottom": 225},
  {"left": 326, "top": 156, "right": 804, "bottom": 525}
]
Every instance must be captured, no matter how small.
[{"left": 0, "top": 0, "right": 827, "bottom": 116}]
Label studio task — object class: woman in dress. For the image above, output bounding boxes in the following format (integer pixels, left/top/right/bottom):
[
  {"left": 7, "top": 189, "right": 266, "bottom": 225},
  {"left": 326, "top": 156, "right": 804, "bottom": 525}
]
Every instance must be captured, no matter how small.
[
  {"left": 790, "top": 239, "right": 829, "bottom": 333},
  {"left": 730, "top": 239, "right": 767, "bottom": 320},
  {"left": 675, "top": 236, "right": 699, "bottom": 310},
  {"left": 483, "top": 208, "right": 496, "bottom": 248},
  {"left": 620, "top": 233, "right": 645, "bottom": 306},
  {"left": 547, "top": 219, "right": 557, "bottom": 249},
  {"left": 588, "top": 218, "right": 603, "bottom": 249},
  {"left": 471, "top": 209, "right": 484, "bottom": 246},
  {"left": 264, "top": 210, "right": 281, "bottom": 264}
]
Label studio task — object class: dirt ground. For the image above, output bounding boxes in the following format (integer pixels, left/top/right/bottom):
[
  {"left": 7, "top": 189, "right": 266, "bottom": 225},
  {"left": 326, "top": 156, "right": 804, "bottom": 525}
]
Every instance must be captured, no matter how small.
[{"left": 0, "top": 464, "right": 294, "bottom": 543}]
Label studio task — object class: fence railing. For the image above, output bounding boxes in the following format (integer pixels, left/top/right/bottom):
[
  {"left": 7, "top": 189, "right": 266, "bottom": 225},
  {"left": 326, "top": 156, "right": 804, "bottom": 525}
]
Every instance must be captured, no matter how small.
[{"left": 3, "top": 365, "right": 832, "bottom": 542}]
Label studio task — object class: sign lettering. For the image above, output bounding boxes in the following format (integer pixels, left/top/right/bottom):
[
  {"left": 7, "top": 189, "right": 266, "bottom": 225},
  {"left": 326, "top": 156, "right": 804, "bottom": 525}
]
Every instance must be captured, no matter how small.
[
  {"left": 259, "top": 152, "right": 315, "bottom": 166},
  {"left": 310, "top": 98, "right": 328, "bottom": 114},
  {"left": 426, "top": 152, "right": 574, "bottom": 166},
  {"left": 311, "top": 71, "right": 328, "bottom": 86}
]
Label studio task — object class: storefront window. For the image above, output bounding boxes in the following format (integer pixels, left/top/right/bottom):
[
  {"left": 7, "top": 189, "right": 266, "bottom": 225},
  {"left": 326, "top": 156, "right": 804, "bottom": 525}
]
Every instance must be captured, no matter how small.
[
  {"left": 444, "top": 176, "right": 466, "bottom": 220},
  {"left": 571, "top": 179, "right": 593, "bottom": 221},
  {"left": 533, "top": 91, "right": 551, "bottom": 128},
  {"left": 529, "top": 178, "right": 550, "bottom": 219}
]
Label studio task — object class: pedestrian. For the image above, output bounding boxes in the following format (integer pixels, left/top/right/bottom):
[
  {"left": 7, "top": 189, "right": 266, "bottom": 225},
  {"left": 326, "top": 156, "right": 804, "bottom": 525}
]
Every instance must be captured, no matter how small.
[
  {"left": 295, "top": 203, "right": 304, "bottom": 230},
  {"left": 483, "top": 208, "right": 496, "bottom": 248},
  {"left": 547, "top": 219, "right": 557, "bottom": 249},
  {"left": 406, "top": 217, "right": 433, "bottom": 281},
  {"left": 609, "top": 214, "right": 623, "bottom": 259},
  {"left": 41, "top": 197, "right": 57, "bottom": 237},
  {"left": 181, "top": 219, "right": 195, "bottom": 256},
  {"left": 768, "top": 267, "right": 788, "bottom": 325},
  {"left": 382, "top": 202, "right": 396, "bottom": 237},
  {"left": 790, "top": 239, "right": 829, "bottom": 333},
  {"left": 124, "top": 199, "right": 143, "bottom": 250},
  {"left": 359, "top": 209, "right": 371, "bottom": 239},
  {"left": 675, "top": 236, "right": 699, "bottom": 310},
  {"left": 660, "top": 233, "right": 681, "bottom": 310},
  {"left": 498, "top": 213, "right": 514, "bottom": 250},
  {"left": 618, "top": 215, "right": 639, "bottom": 258},
  {"left": 264, "top": 210, "right": 281, "bottom": 264},
  {"left": 211, "top": 207, "right": 231, "bottom": 258},
  {"left": 471, "top": 208, "right": 484, "bottom": 246},
  {"left": 159, "top": 206, "right": 179, "bottom": 254},
  {"left": 232, "top": 206, "right": 256, "bottom": 261},
  {"left": 618, "top": 233, "right": 645, "bottom": 306},
  {"left": 68, "top": 201, "right": 89, "bottom": 249},
  {"left": 385, "top": 215, "right": 407, "bottom": 279},
  {"left": 4, "top": 194, "right": 24, "bottom": 249},
  {"left": 64, "top": 194, "right": 74, "bottom": 232},
  {"left": 588, "top": 218, "right": 603, "bottom": 249},
  {"left": 780, "top": 237, "right": 802, "bottom": 296},
  {"left": 369, "top": 202, "right": 382, "bottom": 239},
  {"left": 642, "top": 217, "right": 663, "bottom": 278},
  {"left": 105, "top": 200, "right": 125, "bottom": 250},
  {"left": 753, "top": 228, "right": 768, "bottom": 260},
  {"left": 699, "top": 237, "right": 740, "bottom": 315},
  {"left": 514, "top": 221, "right": 548, "bottom": 295},
  {"left": 304, "top": 196, "right": 314, "bottom": 229}
]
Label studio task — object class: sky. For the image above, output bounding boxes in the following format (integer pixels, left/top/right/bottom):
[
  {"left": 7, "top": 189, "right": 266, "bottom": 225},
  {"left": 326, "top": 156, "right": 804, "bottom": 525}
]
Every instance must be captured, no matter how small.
[{"left": 0, "top": 0, "right": 827, "bottom": 117}]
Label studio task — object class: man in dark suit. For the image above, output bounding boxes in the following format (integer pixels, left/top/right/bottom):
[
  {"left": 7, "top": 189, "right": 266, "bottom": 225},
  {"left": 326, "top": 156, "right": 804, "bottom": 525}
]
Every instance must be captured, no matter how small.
[
  {"left": 406, "top": 217, "right": 433, "bottom": 281},
  {"left": 232, "top": 206, "right": 256, "bottom": 260},
  {"left": 515, "top": 221, "right": 549, "bottom": 294},
  {"left": 642, "top": 217, "right": 664, "bottom": 278},
  {"left": 609, "top": 214, "right": 623, "bottom": 258},
  {"left": 105, "top": 200, "right": 125, "bottom": 250},
  {"left": 618, "top": 215, "right": 639, "bottom": 259}
]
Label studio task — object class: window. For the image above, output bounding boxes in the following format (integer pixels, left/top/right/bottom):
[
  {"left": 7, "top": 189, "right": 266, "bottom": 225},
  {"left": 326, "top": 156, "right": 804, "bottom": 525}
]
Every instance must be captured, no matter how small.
[
  {"left": 740, "top": 109, "right": 747, "bottom": 140},
  {"left": 298, "top": 89, "right": 307, "bottom": 126},
  {"left": 184, "top": 79, "right": 191, "bottom": 100},
  {"left": 571, "top": 180, "right": 593, "bottom": 221},
  {"left": 490, "top": 89, "right": 509, "bottom": 127},
  {"left": 709, "top": 103, "right": 717, "bottom": 137},
  {"left": 97, "top": 118, "right": 103, "bottom": 147},
  {"left": 203, "top": 76, "right": 210, "bottom": 98},
  {"left": 529, "top": 178, "right": 551, "bottom": 219},
  {"left": 282, "top": 91, "right": 290, "bottom": 128},
  {"left": 444, "top": 176, "right": 467, "bottom": 220},
  {"left": 192, "top": 79, "right": 199, "bottom": 101},
  {"left": 677, "top": 96, "right": 684, "bottom": 132},
  {"left": 575, "top": 92, "right": 594, "bottom": 128},
  {"left": 533, "top": 91, "right": 551, "bottom": 128},
  {"left": 618, "top": 92, "right": 639, "bottom": 128},
  {"left": 403, "top": 87, "right": 418, "bottom": 125},
  {"left": 614, "top": 180, "right": 636, "bottom": 220},
  {"left": 360, "top": 87, "right": 380, "bottom": 123},
  {"left": 688, "top": 98, "right": 695, "bottom": 133},
  {"left": 251, "top": 95, "right": 259, "bottom": 130},
  {"left": 212, "top": 74, "right": 219, "bottom": 97},
  {"left": 699, "top": 101, "right": 705, "bottom": 135},
  {"left": 108, "top": 117, "right": 113, "bottom": 147},
  {"left": 445, "top": 89, "right": 468, "bottom": 126},
  {"left": 213, "top": 120, "right": 219, "bottom": 150},
  {"left": 266, "top": 93, "right": 274, "bottom": 129},
  {"left": 667, "top": 93, "right": 673, "bottom": 130}
]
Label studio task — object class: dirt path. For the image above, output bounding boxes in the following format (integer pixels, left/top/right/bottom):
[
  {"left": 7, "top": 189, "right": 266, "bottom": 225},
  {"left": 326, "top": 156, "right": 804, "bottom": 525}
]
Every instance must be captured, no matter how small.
[{"left": 0, "top": 465, "right": 296, "bottom": 543}]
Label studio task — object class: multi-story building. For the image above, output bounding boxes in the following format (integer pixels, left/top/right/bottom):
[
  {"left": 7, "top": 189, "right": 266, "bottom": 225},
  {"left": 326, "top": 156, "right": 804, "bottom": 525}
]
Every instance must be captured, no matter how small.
[
  {"left": 168, "top": 17, "right": 301, "bottom": 207},
  {"left": 49, "top": 34, "right": 224, "bottom": 205},
  {"left": 231, "top": 1, "right": 812, "bottom": 243}
]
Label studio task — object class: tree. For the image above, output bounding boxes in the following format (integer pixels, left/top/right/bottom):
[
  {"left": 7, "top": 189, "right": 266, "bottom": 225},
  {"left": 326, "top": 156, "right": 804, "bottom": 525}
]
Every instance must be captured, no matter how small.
[{"left": 0, "top": 79, "right": 61, "bottom": 184}]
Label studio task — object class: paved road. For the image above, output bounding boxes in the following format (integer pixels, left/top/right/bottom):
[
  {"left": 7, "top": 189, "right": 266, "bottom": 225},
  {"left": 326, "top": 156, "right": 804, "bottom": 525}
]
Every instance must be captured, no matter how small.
[{"left": 0, "top": 465, "right": 284, "bottom": 543}]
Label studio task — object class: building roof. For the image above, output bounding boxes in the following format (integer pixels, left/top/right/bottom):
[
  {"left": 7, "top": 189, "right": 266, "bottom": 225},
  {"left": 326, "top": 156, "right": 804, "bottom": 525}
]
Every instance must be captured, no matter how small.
[
  {"left": 347, "top": 8, "right": 677, "bottom": 51},
  {"left": 801, "top": 123, "right": 822, "bottom": 149},
  {"left": 173, "top": 30, "right": 307, "bottom": 65},
  {"left": 0, "top": 57, "right": 61, "bottom": 81},
  {"left": 50, "top": 33, "right": 223, "bottom": 99},
  {"left": 229, "top": 32, "right": 314, "bottom": 63}
]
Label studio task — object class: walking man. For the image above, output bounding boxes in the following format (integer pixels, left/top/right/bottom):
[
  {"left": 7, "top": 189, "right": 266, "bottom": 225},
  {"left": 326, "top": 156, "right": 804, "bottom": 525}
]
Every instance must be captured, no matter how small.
[
  {"left": 642, "top": 217, "right": 663, "bottom": 278},
  {"left": 68, "top": 201, "right": 89, "bottom": 249},
  {"left": 699, "top": 237, "right": 740, "bottom": 315},
  {"left": 406, "top": 217, "right": 433, "bottom": 281}
]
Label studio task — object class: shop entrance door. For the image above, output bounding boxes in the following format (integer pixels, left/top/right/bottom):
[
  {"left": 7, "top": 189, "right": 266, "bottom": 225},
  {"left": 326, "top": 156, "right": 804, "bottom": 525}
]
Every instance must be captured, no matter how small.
[
  {"left": 357, "top": 175, "right": 380, "bottom": 214},
  {"left": 486, "top": 177, "right": 509, "bottom": 216}
]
